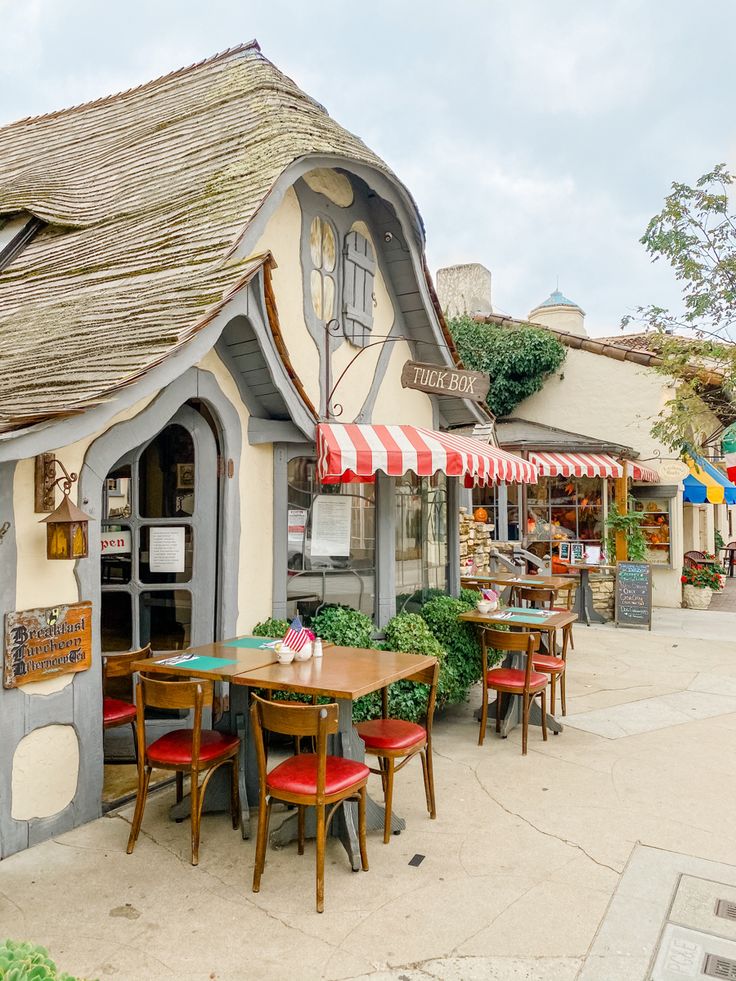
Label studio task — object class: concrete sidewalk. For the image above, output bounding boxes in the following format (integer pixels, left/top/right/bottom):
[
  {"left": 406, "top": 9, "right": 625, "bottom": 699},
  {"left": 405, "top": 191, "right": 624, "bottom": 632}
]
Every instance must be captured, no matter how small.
[{"left": 2, "top": 609, "right": 736, "bottom": 980}]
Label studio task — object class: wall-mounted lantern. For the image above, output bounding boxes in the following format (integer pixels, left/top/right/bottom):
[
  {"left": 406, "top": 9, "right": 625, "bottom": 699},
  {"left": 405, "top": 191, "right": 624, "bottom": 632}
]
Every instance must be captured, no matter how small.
[{"left": 35, "top": 455, "right": 93, "bottom": 560}]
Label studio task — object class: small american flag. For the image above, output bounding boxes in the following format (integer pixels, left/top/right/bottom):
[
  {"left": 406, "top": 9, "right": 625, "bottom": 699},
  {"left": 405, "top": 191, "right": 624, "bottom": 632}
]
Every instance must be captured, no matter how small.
[{"left": 282, "top": 616, "right": 310, "bottom": 653}]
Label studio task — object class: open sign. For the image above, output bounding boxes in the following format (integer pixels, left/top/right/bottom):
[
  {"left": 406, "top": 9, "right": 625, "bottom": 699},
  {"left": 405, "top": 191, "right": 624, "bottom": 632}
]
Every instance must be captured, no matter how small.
[{"left": 101, "top": 530, "right": 131, "bottom": 555}]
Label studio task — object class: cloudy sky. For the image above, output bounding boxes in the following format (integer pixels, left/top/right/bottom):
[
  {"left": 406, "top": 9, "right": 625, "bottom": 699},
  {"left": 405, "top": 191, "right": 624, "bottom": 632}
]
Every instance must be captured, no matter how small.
[{"left": 2, "top": 0, "right": 734, "bottom": 335}]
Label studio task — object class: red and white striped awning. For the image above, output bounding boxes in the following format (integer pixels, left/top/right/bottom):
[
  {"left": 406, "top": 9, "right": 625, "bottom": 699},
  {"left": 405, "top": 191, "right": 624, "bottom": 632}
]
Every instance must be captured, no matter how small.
[
  {"left": 529, "top": 451, "right": 623, "bottom": 478},
  {"left": 317, "top": 423, "right": 537, "bottom": 487},
  {"left": 628, "top": 461, "right": 660, "bottom": 483},
  {"left": 528, "top": 451, "right": 659, "bottom": 482}
]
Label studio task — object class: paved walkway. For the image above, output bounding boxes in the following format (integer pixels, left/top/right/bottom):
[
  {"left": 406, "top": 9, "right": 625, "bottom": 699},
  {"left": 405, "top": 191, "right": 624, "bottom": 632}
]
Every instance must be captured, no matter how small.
[{"left": 2, "top": 609, "right": 736, "bottom": 980}]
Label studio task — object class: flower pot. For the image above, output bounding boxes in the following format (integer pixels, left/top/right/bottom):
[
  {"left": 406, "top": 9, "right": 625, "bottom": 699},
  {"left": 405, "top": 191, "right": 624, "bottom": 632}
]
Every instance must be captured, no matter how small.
[{"left": 682, "top": 584, "right": 712, "bottom": 610}]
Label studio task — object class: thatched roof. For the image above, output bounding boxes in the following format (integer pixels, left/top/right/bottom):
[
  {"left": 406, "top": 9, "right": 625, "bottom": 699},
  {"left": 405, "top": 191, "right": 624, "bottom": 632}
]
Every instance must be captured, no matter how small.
[{"left": 0, "top": 42, "right": 408, "bottom": 434}]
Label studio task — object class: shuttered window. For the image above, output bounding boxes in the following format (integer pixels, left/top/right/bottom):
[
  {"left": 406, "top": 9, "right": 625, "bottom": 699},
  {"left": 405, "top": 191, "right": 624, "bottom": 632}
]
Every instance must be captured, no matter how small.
[{"left": 342, "top": 230, "right": 376, "bottom": 346}]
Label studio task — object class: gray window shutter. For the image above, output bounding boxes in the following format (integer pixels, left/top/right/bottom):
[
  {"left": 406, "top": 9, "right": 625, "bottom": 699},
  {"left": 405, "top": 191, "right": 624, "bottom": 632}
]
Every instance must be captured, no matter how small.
[{"left": 342, "top": 230, "right": 376, "bottom": 346}]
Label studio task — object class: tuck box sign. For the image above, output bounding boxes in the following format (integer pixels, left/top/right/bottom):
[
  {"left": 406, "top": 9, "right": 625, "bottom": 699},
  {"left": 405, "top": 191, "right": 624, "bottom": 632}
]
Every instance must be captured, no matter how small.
[
  {"left": 4, "top": 601, "right": 92, "bottom": 689},
  {"left": 400, "top": 360, "right": 490, "bottom": 402}
]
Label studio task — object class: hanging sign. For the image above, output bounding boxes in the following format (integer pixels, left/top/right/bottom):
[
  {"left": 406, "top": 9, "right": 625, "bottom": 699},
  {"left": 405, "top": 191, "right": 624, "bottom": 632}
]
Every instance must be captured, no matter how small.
[
  {"left": 400, "top": 360, "right": 490, "bottom": 402},
  {"left": 149, "top": 526, "right": 186, "bottom": 573},
  {"left": 615, "top": 561, "right": 652, "bottom": 630},
  {"left": 4, "top": 601, "right": 92, "bottom": 689},
  {"left": 101, "top": 529, "right": 131, "bottom": 555},
  {"left": 311, "top": 495, "right": 351, "bottom": 557},
  {"left": 657, "top": 460, "right": 690, "bottom": 483}
]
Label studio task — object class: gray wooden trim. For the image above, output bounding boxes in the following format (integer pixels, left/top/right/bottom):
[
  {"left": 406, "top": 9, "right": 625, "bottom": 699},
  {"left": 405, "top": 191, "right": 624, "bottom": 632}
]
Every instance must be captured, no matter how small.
[
  {"left": 447, "top": 477, "right": 460, "bottom": 598},
  {"left": 497, "top": 483, "right": 509, "bottom": 540},
  {"left": 248, "top": 419, "right": 309, "bottom": 444},
  {"left": 272, "top": 444, "right": 290, "bottom": 620},
  {"left": 375, "top": 473, "right": 396, "bottom": 627}
]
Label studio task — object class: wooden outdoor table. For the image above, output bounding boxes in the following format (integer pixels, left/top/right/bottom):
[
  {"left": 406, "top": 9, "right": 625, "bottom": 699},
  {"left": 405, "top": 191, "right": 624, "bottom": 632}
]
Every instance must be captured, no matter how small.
[
  {"left": 137, "top": 639, "right": 436, "bottom": 871},
  {"left": 462, "top": 573, "right": 571, "bottom": 591},
  {"left": 459, "top": 607, "right": 576, "bottom": 738},
  {"left": 567, "top": 563, "right": 616, "bottom": 625}
]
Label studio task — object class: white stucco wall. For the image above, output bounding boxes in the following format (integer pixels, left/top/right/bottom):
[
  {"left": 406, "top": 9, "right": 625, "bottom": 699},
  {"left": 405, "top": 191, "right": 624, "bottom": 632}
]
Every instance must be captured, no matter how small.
[{"left": 11, "top": 724, "right": 79, "bottom": 819}]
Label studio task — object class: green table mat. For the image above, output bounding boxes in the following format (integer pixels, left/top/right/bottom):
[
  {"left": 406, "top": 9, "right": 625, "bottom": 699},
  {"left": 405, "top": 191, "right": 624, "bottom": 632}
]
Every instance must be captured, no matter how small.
[
  {"left": 224, "top": 637, "right": 280, "bottom": 649},
  {"left": 158, "top": 654, "right": 238, "bottom": 672},
  {"left": 502, "top": 607, "right": 553, "bottom": 617}
]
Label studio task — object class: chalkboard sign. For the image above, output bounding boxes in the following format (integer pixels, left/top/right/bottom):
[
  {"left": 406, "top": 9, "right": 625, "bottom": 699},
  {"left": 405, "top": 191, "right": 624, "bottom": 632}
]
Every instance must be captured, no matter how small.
[{"left": 615, "top": 562, "right": 652, "bottom": 630}]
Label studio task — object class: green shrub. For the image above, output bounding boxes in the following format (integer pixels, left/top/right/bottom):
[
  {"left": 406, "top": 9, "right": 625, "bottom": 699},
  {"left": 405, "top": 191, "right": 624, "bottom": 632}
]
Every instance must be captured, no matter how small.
[
  {"left": 420, "top": 595, "right": 484, "bottom": 701},
  {"left": 0, "top": 939, "right": 92, "bottom": 981},
  {"left": 251, "top": 617, "right": 289, "bottom": 638},
  {"left": 310, "top": 606, "right": 374, "bottom": 648},
  {"left": 459, "top": 587, "right": 481, "bottom": 606}
]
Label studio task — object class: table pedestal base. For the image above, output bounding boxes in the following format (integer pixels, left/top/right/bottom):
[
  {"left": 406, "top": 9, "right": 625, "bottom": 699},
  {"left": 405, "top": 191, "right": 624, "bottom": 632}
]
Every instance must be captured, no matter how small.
[{"left": 574, "top": 569, "right": 606, "bottom": 625}]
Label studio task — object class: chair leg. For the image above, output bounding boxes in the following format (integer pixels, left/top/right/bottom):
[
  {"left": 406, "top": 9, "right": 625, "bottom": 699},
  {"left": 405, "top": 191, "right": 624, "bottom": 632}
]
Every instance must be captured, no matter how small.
[
  {"left": 358, "top": 787, "right": 369, "bottom": 872},
  {"left": 550, "top": 673, "right": 557, "bottom": 715},
  {"left": 126, "top": 765, "right": 151, "bottom": 854},
  {"left": 176, "top": 771, "right": 184, "bottom": 804},
  {"left": 495, "top": 690, "right": 502, "bottom": 734},
  {"left": 190, "top": 768, "right": 202, "bottom": 866},
  {"left": 315, "top": 803, "right": 326, "bottom": 913},
  {"left": 377, "top": 755, "right": 388, "bottom": 796},
  {"left": 383, "top": 758, "right": 395, "bottom": 844},
  {"left": 561, "top": 670, "right": 567, "bottom": 717},
  {"left": 424, "top": 747, "right": 436, "bottom": 819},
  {"left": 252, "top": 795, "right": 270, "bottom": 893},
  {"left": 230, "top": 758, "right": 240, "bottom": 830},
  {"left": 298, "top": 805, "right": 305, "bottom": 855},
  {"left": 521, "top": 695, "right": 529, "bottom": 756},
  {"left": 479, "top": 686, "right": 489, "bottom": 746},
  {"left": 130, "top": 721, "right": 139, "bottom": 765},
  {"left": 420, "top": 750, "right": 431, "bottom": 815},
  {"left": 540, "top": 690, "right": 548, "bottom": 742}
]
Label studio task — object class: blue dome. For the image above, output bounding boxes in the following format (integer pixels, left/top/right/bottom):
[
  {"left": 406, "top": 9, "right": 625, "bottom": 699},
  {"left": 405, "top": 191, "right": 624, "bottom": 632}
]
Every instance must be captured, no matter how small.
[{"left": 535, "top": 289, "right": 581, "bottom": 310}]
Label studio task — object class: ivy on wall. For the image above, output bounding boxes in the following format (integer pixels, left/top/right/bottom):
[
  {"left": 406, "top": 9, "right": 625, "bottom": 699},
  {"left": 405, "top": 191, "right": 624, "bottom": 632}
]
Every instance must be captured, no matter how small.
[{"left": 448, "top": 315, "right": 567, "bottom": 417}]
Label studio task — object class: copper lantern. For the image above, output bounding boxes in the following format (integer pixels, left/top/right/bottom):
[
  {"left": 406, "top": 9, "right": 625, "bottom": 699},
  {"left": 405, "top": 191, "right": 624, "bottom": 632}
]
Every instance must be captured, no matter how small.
[{"left": 40, "top": 493, "right": 91, "bottom": 560}]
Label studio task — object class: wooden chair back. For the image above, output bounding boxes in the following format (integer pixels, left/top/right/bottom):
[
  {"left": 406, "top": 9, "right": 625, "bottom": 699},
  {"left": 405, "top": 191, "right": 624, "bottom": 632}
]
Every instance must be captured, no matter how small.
[
  {"left": 250, "top": 695, "right": 339, "bottom": 802},
  {"left": 684, "top": 550, "right": 706, "bottom": 568},
  {"left": 516, "top": 586, "right": 556, "bottom": 609},
  {"left": 103, "top": 644, "right": 151, "bottom": 680},
  {"left": 133, "top": 674, "right": 212, "bottom": 766},
  {"left": 554, "top": 580, "right": 576, "bottom": 610},
  {"left": 481, "top": 628, "right": 540, "bottom": 691},
  {"left": 379, "top": 658, "right": 439, "bottom": 738}
]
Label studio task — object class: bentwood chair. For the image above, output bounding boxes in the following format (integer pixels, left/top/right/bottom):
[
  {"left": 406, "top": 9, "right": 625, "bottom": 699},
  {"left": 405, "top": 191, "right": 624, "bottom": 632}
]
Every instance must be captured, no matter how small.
[
  {"left": 684, "top": 550, "right": 707, "bottom": 568},
  {"left": 250, "top": 695, "right": 369, "bottom": 913},
  {"left": 722, "top": 542, "right": 736, "bottom": 577},
  {"left": 515, "top": 586, "right": 568, "bottom": 716},
  {"left": 479, "top": 629, "right": 548, "bottom": 755},
  {"left": 355, "top": 659, "right": 439, "bottom": 844},
  {"left": 126, "top": 675, "right": 240, "bottom": 866},
  {"left": 102, "top": 645, "right": 151, "bottom": 762}
]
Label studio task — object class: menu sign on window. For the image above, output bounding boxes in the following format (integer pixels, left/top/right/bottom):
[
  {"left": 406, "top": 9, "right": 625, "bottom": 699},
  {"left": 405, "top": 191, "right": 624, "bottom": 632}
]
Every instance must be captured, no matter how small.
[
  {"left": 615, "top": 561, "right": 652, "bottom": 630},
  {"left": 4, "top": 602, "right": 92, "bottom": 689},
  {"left": 311, "top": 495, "right": 351, "bottom": 557},
  {"left": 149, "top": 526, "right": 186, "bottom": 573}
]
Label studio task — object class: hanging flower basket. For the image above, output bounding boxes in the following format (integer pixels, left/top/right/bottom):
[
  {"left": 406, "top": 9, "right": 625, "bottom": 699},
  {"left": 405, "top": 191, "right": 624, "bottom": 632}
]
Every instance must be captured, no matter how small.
[{"left": 682, "top": 584, "right": 712, "bottom": 610}]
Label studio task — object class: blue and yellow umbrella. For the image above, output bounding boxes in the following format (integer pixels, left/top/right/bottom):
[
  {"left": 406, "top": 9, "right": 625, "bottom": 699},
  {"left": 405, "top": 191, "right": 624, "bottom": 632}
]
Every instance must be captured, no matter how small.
[{"left": 683, "top": 453, "right": 736, "bottom": 505}]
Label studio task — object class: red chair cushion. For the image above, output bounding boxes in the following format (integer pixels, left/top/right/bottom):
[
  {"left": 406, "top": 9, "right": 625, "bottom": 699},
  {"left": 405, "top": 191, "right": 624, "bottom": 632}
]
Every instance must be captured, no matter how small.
[
  {"left": 103, "top": 697, "right": 137, "bottom": 726},
  {"left": 533, "top": 654, "right": 565, "bottom": 672},
  {"left": 356, "top": 718, "right": 426, "bottom": 751},
  {"left": 146, "top": 729, "right": 239, "bottom": 766},
  {"left": 267, "top": 754, "right": 369, "bottom": 797},
  {"left": 487, "top": 667, "right": 548, "bottom": 691}
]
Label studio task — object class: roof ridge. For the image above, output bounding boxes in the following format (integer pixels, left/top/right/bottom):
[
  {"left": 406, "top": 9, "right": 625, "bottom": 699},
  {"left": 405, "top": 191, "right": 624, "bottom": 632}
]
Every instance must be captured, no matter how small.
[{"left": 1, "top": 40, "right": 261, "bottom": 131}]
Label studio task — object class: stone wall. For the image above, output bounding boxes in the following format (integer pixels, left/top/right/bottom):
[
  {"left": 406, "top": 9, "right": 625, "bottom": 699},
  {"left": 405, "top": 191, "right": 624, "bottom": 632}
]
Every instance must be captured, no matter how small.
[{"left": 459, "top": 508, "right": 492, "bottom": 574}]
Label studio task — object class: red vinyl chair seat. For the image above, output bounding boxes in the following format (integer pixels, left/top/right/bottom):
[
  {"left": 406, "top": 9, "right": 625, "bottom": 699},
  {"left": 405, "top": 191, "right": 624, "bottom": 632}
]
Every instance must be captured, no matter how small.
[
  {"left": 487, "top": 667, "right": 548, "bottom": 691},
  {"left": 533, "top": 653, "right": 565, "bottom": 672},
  {"left": 146, "top": 729, "right": 240, "bottom": 766},
  {"left": 267, "top": 754, "right": 369, "bottom": 797},
  {"left": 355, "top": 718, "right": 426, "bottom": 751},
  {"left": 103, "top": 697, "right": 137, "bottom": 727}
]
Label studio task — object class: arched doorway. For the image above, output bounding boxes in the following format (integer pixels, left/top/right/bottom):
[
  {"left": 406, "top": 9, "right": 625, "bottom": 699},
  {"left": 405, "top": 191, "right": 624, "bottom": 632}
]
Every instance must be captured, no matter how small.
[{"left": 101, "top": 403, "right": 218, "bottom": 764}]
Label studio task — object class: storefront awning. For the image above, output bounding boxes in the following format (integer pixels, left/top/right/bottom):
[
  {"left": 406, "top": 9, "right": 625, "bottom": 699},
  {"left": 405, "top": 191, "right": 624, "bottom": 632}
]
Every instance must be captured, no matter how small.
[
  {"left": 317, "top": 423, "right": 537, "bottom": 487},
  {"left": 683, "top": 454, "right": 736, "bottom": 505},
  {"left": 527, "top": 451, "right": 659, "bottom": 482},
  {"left": 529, "top": 451, "right": 623, "bottom": 478}
]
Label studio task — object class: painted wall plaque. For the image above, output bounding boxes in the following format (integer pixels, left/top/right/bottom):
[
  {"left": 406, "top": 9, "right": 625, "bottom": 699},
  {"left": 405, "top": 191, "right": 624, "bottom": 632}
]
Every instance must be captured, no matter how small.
[
  {"left": 400, "top": 360, "right": 490, "bottom": 402},
  {"left": 4, "top": 601, "right": 92, "bottom": 689}
]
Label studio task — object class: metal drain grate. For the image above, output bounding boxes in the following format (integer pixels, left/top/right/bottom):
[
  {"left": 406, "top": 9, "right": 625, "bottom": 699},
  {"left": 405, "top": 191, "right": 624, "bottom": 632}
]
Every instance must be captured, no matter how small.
[
  {"left": 704, "top": 954, "right": 736, "bottom": 978},
  {"left": 716, "top": 900, "right": 736, "bottom": 922}
]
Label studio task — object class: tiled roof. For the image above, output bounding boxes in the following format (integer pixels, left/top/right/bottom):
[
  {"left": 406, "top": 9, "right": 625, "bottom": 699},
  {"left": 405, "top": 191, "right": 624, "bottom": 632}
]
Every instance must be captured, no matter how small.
[{"left": 0, "top": 43, "right": 403, "bottom": 433}]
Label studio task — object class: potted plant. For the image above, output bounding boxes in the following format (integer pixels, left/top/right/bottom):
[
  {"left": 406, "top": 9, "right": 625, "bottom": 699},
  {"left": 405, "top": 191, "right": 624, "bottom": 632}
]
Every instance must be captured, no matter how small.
[{"left": 681, "top": 564, "right": 723, "bottom": 609}]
